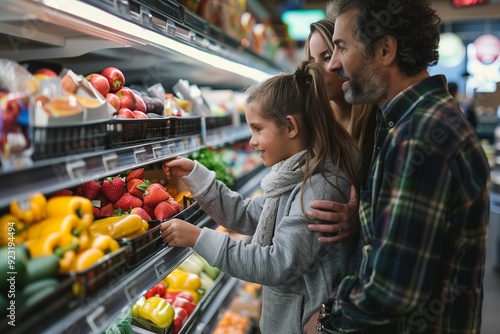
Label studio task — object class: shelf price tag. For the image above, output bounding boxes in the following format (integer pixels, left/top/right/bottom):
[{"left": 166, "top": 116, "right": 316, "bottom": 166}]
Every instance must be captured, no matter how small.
[
  {"left": 125, "top": 282, "right": 141, "bottom": 303},
  {"left": 140, "top": 6, "right": 152, "bottom": 26},
  {"left": 167, "top": 143, "right": 176, "bottom": 155},
  {"left": 152, "top": 144, "right": 164, "bottom": 159},
  {"left": 66, "top": 160, "right": 86, "bottom": 181},
  {"left": 133, "top": 147, "right": 148, "bottom": 164},
  {"left": 166, "top": 19, "right": 176, "bottom": 36},
  {"left": 86, "top": 305, "right": 108, "bottom": 333},
  {"left": 102, "top": 153, "right": 118, "bottom": 172},
  {"left": 154, "top": 259, "right": 168, "bottom": 280}
]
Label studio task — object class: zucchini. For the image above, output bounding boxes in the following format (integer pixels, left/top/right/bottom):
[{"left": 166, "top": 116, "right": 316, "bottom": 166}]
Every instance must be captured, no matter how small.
[
  {"left": 26, "top": 254, "right": 59, "bottom": 282},
  {"left": 0, "top": 245, "right": 30, "bottom": 294}
]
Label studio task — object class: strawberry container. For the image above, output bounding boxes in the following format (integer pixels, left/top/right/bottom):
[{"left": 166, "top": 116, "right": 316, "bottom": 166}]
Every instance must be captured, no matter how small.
[
  {"left": 31, "top": 120, "right": 108, "bottom": 160},
  {"left": 118, "top": 200, "right": 203, "bottom": 267},
  {"left": 169, "top": 116, "right": 202, "bottom": 138},
  {"left": 71, "top": 246, "right": 129, "bottom": 298}
]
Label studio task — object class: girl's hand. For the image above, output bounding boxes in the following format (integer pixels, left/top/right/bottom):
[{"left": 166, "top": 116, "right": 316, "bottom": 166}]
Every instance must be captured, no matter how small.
[
  {"left": 307, "top": 185, "right": 360, "bottom": 243},
  {"left": 160, "top": 219, "right": 201, "bottom": 248},
  {"left": 162, "top": 156, "right": 196, "bottom": 179}
]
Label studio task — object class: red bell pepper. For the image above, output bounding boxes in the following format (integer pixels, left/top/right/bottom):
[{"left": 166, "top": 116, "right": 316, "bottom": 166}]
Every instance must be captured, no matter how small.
[
  {"left": 145, "top": 281, "right": 167, "bottom": 299},
  {"left": 173, "top": 307, "right": 189, "bottom": 334},
  {"left": 165, "top": 290, "right": 196, "bottom": 304},
  {"left": 171, "top": 295, "right": 196, "bottom": 316}
]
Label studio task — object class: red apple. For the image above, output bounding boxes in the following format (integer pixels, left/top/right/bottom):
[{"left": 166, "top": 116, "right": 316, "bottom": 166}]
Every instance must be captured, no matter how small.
[
  {"left": 86, "top": 73, "right": 110, "bottom": 97},
  {"left": 116, "top": 87, "right": 137, "bottom": 111},
  {"left": 132, "top": 110, "right": 148, "bottom": 119},
  {"left": 117, "top": 108, "right": 135, "bottom": 119},
  {"left": 105, "top": 93, "right": 120, "bottom": 112},
  {"left": 133, "top": 92, "right": 147, "bottom": 112},
  {"left": 100, "top": 66, "right": 125, "bottom": 92},
  {"left": 34, "top": 68, "right": 58, "bottom": 77}
]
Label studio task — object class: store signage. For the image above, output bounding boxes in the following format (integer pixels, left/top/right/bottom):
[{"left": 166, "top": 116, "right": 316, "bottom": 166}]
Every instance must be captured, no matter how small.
[{"left": 452, "top": 0, "right": 489, "bottom": 8}]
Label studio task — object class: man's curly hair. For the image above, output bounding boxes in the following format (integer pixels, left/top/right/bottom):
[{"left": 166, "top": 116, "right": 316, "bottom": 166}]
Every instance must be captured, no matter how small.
[{"left": 327, "top": 0, "right": 440, "bottom": 76}]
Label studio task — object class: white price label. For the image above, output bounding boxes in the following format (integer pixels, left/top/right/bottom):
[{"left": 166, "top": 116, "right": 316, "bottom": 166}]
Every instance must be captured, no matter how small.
[
  {"left": 134, "top": 148, "right": 148, "bottom": 164},
  {"left": 102, "top": 153, "right": 118, "bottom": 172},
  {"left": 66, "top": 160, "right": 86, "bottom": 181},
  {"left": 167, "top": 143, "right": 176, "bottom": 155},
  {"left": 86, "top": 305, "right": 108, "bottom": 333},
  {"left": 152, "top": 144, "right": 164, "bottom": 159},
  {"left": 154, "top": 259, "right": 168, "bottom": 280}
]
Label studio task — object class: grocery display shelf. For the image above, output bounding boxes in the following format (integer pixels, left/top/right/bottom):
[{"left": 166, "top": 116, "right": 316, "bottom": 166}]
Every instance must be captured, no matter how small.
[
  {"left": 0, "top": 134, "right": 202, "bottom": 208},
  {"left": 0, "top": 122, "right": 255, "bottom": 208}
]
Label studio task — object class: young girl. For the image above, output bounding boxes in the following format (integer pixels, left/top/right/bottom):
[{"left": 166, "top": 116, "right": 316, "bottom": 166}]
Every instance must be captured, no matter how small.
[{"left": 160, "top": 60, "right": 360, "bottom": 334}]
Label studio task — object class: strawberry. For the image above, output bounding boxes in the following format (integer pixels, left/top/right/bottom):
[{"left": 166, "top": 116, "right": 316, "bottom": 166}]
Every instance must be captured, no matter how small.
[
  {"left": 142, "top": 205, "right": 156, "bottom": 220},
  {"left": 100, "top": 203, "right": 114, "bottom": 217},
  {"left": 114, "top": 192, "right": 143, "bottom": 211},
  {"left": 127, "top": 178, "right": 147, "bottom": 198},
  {"left": 102, "top": 176, "right": 125, "bottom": 202},
  {"left": 80, "top": 179, "right": 101, "bottom": 200},
  {"left": 98, "top": 194, "right": 111, "bottom": 207},
  {"left": 143, "top": 183, "right": 170, "bottom": 207},
  {"left": 92, "top": 206, "right": 100, "bottom": 217},
  {"left": 74, "top": 186, "right": 83, "bottom": 196},
  {"left": 125, "top": 168, "right": 145, "bottom": 182},
  {"left": 130, "top": 207, "right": 152, "bottom": 221},
  {"left": 167, "top": 199, "right": 182, "bottom": 213},
  {"left": 154, "top": 201, "right": 177, "bottom": 220},
  {"left": 50, "top": 189, "right": 74, "bottom": 198}
]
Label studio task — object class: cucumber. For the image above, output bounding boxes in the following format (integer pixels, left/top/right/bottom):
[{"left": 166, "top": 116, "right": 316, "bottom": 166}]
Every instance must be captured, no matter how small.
[
  {"left": 26, "top": 255, "right": 59, "bottom": 282},
  {"left": 0, "top": 245, "right": 30, "bottom": 294},
  {"left": 17, "top": 278, "right": 60, "bottom": 311}
]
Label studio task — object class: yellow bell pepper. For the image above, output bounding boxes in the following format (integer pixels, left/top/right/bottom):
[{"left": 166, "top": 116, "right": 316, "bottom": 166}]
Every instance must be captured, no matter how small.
[
  {"left": 26, "top": 231, "right": 79, "bottom": 257},
  {"left": 38, "top": 215, "right": 82, "bottom": 238},
  {"left": 89, "top": 214, "right": 144, "bottom": 239},
  {"left": 139, "top": 296, "right": 175, "bottom": 329},
  {"left": 46, "top": 196, "right": 94, "bottom": 228},
  {"left": 91, "top": 235, "right": 121, "bottom": 254},
  {"left": 0, "top": 214, "right": 27, "bottom": 246},
  {"left": 9, "top": 193, "right": 47, "bottom": 225},
  {"left": 72, "top": 248, "right": 105, "bottom": 272},
  {"left": 163, "top": 268, "right": 204, "bottom": 303},
  {"left": 131, "top": 296, "right": 146, "bottom": 318}
]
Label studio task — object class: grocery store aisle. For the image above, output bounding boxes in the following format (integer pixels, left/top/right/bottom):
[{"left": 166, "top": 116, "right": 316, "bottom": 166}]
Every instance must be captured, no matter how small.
[{"left": 482, "top": 209, "right": 500, "bottom": 334}]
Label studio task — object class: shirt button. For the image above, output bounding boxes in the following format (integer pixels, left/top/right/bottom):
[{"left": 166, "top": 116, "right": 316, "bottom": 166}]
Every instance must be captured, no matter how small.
[{"left": 388, "top": 121, "right": 395, "bottom": 127}]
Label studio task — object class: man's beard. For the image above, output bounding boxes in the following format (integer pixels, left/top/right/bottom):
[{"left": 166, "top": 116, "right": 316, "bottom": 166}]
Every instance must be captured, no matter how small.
[{"left": 342, "top": 60, "right": 388, "bottom": 105}]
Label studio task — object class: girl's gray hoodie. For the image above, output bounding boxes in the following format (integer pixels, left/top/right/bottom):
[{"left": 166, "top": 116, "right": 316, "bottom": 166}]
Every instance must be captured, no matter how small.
[{"left": 182, "top": 161, "right": 357, "bottom": 334}]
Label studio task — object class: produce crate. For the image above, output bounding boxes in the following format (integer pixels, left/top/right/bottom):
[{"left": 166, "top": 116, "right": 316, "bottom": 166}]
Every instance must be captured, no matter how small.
[
  {"left": 182, "top": 8, "right": 208, "bottom": 34},
  {"left": 132, "top": 317, "right": 174, "bottom": 334},
  {"left": 107, "top": 118, "right": 149, "bottom": 147},
  {"left": 205, "top": 114, "right": 233, "bottom": 130},
  {"left": 31, "top": 120, "right": 107, "bottom": 160},
  {"left": 118, "top": 200, "right": 203, "bottom": 267},
  {"left": 129, "top": 0, "right": 184, "bottom": 23},
  {"left": 146, "top": 118, "right": 172, "bottom": 141},
  {"left": 169, "top": 116, "right": 202, "bottom": 138},
  {"left": 71, "top": 246, "right": 129, "bottom": 298},
  {"left": 0, "top": 277, "right": 75, "bottom": 333}
]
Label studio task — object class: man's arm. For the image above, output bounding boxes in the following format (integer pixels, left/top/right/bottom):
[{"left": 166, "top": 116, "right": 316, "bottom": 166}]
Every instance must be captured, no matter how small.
[{"left": 307, "top": 185, "right": 360, "bottom": 242}]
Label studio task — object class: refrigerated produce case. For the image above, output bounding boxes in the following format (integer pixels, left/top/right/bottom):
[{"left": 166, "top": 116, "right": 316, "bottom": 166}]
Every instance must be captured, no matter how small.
[{"left": 0, "top": 0, "right": 276, "bottom": 333}]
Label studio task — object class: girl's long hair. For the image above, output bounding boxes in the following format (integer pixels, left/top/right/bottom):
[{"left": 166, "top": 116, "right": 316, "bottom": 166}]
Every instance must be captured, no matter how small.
[{"left": 245, "top": 61, "right": 360, "bottom": 202}]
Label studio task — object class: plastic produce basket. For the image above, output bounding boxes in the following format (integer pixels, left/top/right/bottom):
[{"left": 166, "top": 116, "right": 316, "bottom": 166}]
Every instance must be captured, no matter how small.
[
  {"left": 118, "top": 200, "right": 203, "bottom": 267},
  {"left": 146, "top": 118, "right": 172, "bottom": 141},
  {"left": 132, "top": 317, "right": 174, "bottom": 334},
  {"left": 71, "top": 246, "right": 129, "bottom": 298},
  {"left": 182, "top": 8, "right": 207, "bottom": 34},
  {"left": 31, "top": 120, "right": 108, "bottom": 160},
  {"left": 205, "top": 114, "right": 233, "bottom": 130},
  {"left": 170, "top": 116, "right": 202, "bottom": 138}
]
